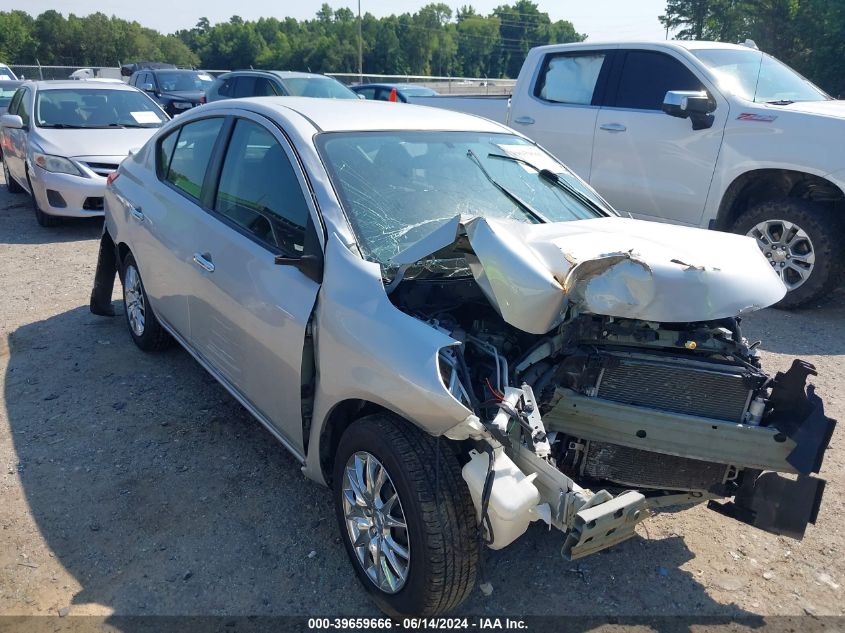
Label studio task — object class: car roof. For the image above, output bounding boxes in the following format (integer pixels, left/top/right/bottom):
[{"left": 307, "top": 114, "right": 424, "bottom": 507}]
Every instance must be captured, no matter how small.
[
  {"left": 533, "top": 40, "right": 754, "bottom": 53},
  {"left": 352, "top": 83, "right": 430, "bottom": 90},
  {"left": 0, "top": 80, "right": 23, "bottom": 87},
  {"left": 222, "top": 70, "right": 331, "bottom": 80},
  {"left": 203, "top": 96, "right": 511, "bottom": 134},
  {"left": 29, "top": 80, "right": 140, "bottom": 91},
  {"left": 146, "top": 68, "right": 205, "bottom": 74}
]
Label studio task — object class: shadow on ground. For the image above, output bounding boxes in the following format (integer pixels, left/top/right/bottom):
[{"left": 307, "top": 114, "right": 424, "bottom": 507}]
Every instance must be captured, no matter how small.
[{"left": 4, "top": 303, "right": 760, "bottom": 628}]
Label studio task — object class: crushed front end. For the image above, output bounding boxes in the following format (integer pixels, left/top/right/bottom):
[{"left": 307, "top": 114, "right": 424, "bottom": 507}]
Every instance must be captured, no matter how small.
[{"left": 388, "top": 216, "right": 836, "bottom": 559}]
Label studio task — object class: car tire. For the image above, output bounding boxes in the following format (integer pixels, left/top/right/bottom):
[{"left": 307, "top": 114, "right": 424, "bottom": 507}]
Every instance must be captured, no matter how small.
[
  {"left": 3, "top": 159, "right": 23, "bottom": 194},
  {"left": 731, "top": 198, "right": 844, "bottom": 309},
  {"left": 120, "top": 252, "right": 172, "bottom": 352},
  {"left": 26, "top": 170, "right": 61, "bottom": 227},
  {"left": 333, "top": 413, "right": 479, "bottom": 618}
]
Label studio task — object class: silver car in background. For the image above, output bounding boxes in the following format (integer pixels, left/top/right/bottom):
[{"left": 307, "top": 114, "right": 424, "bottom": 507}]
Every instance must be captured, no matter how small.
[{"left": 0, "top": 81, "right": 168, "bottom": 226}]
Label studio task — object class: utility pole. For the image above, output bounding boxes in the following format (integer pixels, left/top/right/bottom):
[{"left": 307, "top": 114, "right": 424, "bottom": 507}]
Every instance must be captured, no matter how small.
[{"left": 358, "top": 0, "right": 363, "bottom": 83}]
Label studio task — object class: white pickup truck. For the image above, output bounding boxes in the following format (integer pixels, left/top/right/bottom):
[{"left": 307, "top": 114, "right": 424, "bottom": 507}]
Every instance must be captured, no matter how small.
[{"left": 408, "top": 41, "right": 845, "bottom": 307}]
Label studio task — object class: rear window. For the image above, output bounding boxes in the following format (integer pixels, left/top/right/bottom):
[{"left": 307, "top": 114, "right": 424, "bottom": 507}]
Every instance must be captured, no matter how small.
[{"left": 535, "top": 53, "right": 606, "bottom": 105}]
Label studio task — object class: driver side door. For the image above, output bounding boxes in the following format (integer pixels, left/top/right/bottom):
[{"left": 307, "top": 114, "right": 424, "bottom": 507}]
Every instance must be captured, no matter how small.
[{"left": 589, "top": 48, "right": 728, "bottom": 226}]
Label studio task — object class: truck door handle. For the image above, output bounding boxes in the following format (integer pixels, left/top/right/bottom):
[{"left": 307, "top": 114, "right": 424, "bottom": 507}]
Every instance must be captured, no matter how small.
[
  {"left": 130, "top": 205, "right": 145, "bottom": 221},
  {"left": 513, "top": 116, "right": 535, "bottom": 125},
  {"left": 599, "top": 123, "right": 627, "bottom": 133},
  {"left": 192, "top": 252, "right": 215, "bottom": 273}
]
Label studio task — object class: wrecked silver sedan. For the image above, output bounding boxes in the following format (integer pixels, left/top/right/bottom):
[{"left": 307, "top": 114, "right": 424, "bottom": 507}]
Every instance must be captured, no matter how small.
[{"left": 91, "top": 98, "right": 835, "bottom": 617}]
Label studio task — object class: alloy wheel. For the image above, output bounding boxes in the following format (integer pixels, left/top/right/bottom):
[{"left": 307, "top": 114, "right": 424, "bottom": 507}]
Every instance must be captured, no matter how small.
[
  {"left": 341, "top": 451, "right": 411, "bottom": 594},
  {"left": 124, "top": 265, "right": 146, "bottom": 336},
  {"left": 747, "top": 218, "right": 816, "bottom": 290}
]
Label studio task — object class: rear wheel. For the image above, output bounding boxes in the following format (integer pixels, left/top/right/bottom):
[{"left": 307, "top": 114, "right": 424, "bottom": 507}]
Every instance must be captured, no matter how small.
[
  {"left": 120, "top": 252, "right": 172, "bottom": 351},
  {"left": 3, "top": 159, "right": 23, "bottom": 194},
  {"left": 732, "top": 198, "right": 844, "bottom": 308},
  {"left": 333, "top": 414, "right": 478, "bottom": 618},
  {"left": 26, "top": 170, "right": 61, "bottom": 227}
]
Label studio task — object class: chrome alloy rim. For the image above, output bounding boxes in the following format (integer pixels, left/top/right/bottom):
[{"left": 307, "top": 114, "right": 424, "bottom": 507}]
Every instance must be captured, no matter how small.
[
  {"left": 747, "top": 219, "right": 816, "bottom": 290},
  {"left": 124, "top": 265, "right": 146, "bottom": 336},
  {"left": 342, "top": 451, "right": 410, "bottom": 593}
]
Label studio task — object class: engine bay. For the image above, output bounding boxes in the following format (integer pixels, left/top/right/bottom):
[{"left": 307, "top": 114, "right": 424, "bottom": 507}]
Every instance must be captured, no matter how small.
[{"left": 390, "top": 273, "right": 834, "bottom": 555}]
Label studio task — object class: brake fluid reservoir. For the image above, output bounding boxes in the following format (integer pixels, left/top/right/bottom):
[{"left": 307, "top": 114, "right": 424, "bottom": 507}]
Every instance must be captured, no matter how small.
[{"left": 462, "top": 449, "right": 540, "bottom": 550}]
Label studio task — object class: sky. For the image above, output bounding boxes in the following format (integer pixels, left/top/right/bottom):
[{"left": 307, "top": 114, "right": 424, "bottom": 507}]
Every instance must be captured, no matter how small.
[{"left": 13, "top": 0, "right": 670, "bottom": 40}]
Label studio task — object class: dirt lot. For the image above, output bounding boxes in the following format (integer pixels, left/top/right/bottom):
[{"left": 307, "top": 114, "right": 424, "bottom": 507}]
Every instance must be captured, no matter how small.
[{"left": 1, "top": 170, "right": 843, "bottom": 626}]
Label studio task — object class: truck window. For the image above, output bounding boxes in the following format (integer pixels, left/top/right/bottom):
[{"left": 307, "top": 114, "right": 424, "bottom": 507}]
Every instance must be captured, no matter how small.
[
  {"left": 534, "top": 53, "right": 606, "bottom": 105},
  {"left": 614, "top": 50, "right": 704, "bottom": 111}
]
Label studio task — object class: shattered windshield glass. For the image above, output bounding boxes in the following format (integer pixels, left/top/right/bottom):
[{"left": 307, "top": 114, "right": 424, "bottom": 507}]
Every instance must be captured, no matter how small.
[{"left": 318, "top": 131, "right": 609, "bottom": 265}]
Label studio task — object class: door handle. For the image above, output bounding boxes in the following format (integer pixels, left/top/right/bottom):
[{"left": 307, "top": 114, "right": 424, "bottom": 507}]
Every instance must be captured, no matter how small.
[
  {"left": 192, "top": 252, "right": 215, "bottom": 273},
  {"left": 130, "top": 205, "right": 145, "bottom": 221},
  {"left": 599, "top": 123, "right": 627, "bottom": 133},
  {"left": 513, "top": 116, "right": 535, "bottom": 125}
]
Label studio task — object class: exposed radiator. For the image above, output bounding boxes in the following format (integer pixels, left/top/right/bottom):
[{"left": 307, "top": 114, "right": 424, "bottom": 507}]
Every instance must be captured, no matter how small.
[
  {"left": 583, "top": 441, "right": 732, "bottom": 492},
  {"left": 596, "top": 353, "right": 756, "bottom": 423}
]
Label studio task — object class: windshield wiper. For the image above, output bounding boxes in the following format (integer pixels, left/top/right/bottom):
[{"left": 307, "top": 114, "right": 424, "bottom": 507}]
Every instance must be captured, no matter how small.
[
  {"left": 487, "top": 152, "right": 608, "bottom": 215},
  {"left": 465, "top": 149, "right": 547, "bottom": 223},
  {"left": 39, "top": 123, "right": 86, "bottom": 129},
  {"left": 765, "top": 99, "right": 794, "bottom": 105}
]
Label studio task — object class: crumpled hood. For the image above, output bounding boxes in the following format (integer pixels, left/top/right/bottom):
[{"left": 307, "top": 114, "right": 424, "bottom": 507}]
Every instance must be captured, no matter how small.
[
  {"left": 391, "top": 215, "right": 787, "bottom": 334},
  {"left": 33, "top": 127, "right": 159, "bottom": 159}
]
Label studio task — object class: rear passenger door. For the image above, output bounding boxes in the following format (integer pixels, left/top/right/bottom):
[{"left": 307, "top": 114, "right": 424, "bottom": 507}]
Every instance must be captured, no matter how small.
[
  {"left": 130, "top": 116, "right": 225, "bottom": 338},
  {"left": 589, "top": 48, "right": 728, "bottom": 225},
  {"left": 186, "top": 113, "right": 323, "bottom": 453},
  {"left": 509, "top": 48, "right": 613, "bottom": 179}
]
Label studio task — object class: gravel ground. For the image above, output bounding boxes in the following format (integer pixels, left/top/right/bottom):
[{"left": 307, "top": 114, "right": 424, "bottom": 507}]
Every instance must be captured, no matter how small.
[{"left": 1, "top": 170, "right": 843, "bottom": 625}]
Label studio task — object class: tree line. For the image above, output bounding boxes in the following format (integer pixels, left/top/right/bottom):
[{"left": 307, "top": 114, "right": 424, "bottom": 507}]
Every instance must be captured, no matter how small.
[
  {"left": 2, "top": 1, "right": 844, "bottom": 91},
  {"left": 661, "top": 0, "right": 845, "bottom": 96},
  {"left": 0, "top": 2, "right": 582, "bottom": 79}
]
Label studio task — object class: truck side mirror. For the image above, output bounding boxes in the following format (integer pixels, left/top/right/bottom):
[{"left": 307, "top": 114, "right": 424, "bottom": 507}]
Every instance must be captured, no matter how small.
[{"left": 662, "top": 90, "right": 715, "bottom": 130}]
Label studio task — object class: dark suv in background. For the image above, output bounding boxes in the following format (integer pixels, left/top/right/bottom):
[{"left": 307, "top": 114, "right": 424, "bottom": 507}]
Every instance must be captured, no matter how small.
[
  {"left": 129, "top": 68, "right": 215, "bottom": 116},
  {"left": 205, "top": 70, "right": 358, "bottom": 102}
]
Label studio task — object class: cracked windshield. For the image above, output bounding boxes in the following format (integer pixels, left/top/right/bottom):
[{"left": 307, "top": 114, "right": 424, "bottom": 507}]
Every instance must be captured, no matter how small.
[{"left": 318, "top": 131, "right": 607, "bottom": 265}]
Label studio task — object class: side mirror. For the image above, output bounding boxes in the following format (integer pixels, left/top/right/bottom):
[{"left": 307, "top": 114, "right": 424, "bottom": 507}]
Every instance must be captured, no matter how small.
[
  {"left": 357, "top": 93, "right": 366, "bottom": 100},
  {"left": 662, "top": 90, "right": 715, "bottom": 130},
  {"left": 0, "top": 114, "right": 23, "bottom": 129},
  {"left": 142, "top": 83, "right": 154, "bottom": 92},
  {"left": 274, "top": 253, "right": 323, "bottom": 283}
]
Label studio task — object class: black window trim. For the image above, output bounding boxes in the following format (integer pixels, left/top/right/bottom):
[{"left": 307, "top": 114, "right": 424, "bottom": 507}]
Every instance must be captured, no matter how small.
[
  {"left": 16, "top": 86, "right": 32, "bottom": 127},
  {"left": 532, "top": 49, "right": 616, "bottom": 107},
  {"left": 7, "top": 88, "right": 24, "bottom": 118}
]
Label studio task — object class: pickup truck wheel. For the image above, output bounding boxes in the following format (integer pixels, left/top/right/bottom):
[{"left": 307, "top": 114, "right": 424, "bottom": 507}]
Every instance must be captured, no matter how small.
[
  {"left": 333, "top": 414, "right": 478, "bottom": 618},
  {"left": 120, "top": 253, "right": 172, "bottom": 351},
  {"left": 3, "top": 160, "right": 24, "bottom": 193},
  {"left": 732, "top": 199, "right": 844, "bottom": 308}
]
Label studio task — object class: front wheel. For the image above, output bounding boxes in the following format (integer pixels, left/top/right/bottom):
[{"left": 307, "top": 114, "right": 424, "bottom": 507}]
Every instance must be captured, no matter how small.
[
  {"left": 26, "top": 170, "right": 61, "bottom": 227},
  {"left": 333, "top": 414, "right": 479, "bottom": 618},
  {"left": 732, "top": 198, "right": 844, "bottom": 308},
  {"left": 3, "top": 159, "right": 23, "bottom": 194}
]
